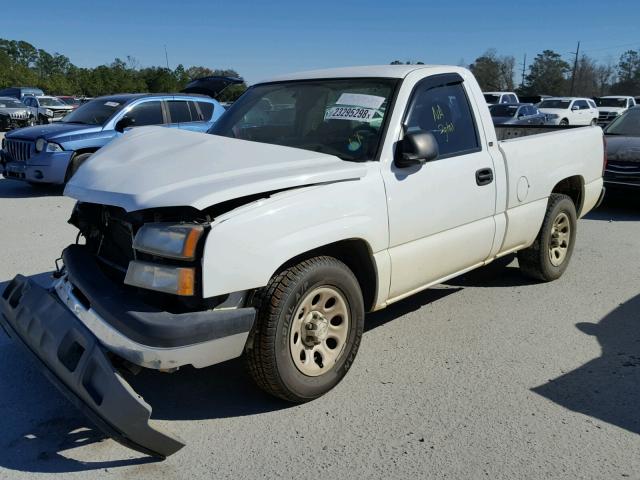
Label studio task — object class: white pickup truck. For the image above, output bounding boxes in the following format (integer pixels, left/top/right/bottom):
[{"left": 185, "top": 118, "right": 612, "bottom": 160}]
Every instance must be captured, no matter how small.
[{"left": 0, "top": 65, "right": 605, "bottom": 458}]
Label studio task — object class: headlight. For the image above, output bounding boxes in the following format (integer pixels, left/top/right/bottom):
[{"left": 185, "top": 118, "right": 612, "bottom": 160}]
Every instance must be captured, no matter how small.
[
  {"left": 46, "top": 142, "right": 63, "bottom": 152},
  {"left": 124, "top": 261, "right": 195, "bottom": 296},
  {"left": 35, "top": 138, "right": 46, "bottom": 152},
  {"left": 45, "top": 109, "right": 53, "bottom": 117},
  {"left": 133, "top": 223, "right": 205, "bottom": 260}
]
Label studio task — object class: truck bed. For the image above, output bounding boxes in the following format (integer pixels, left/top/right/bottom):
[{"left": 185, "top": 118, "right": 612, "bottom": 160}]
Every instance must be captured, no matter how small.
[{"left": 494, "top": 124, "right": 582, "bottom": 141}]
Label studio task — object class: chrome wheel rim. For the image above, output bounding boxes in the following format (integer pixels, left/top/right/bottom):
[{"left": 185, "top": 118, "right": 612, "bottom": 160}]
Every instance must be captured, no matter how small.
[
  {"left": 549, "top": 212, "right": 571, "bottom": 266},
  {"left": 289, "top": 286, "right": 350, "bottom": 377}
]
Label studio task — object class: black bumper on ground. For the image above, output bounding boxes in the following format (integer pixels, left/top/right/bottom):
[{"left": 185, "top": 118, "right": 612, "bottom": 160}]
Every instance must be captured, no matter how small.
[{"left": 0, "top": 275, "right": 185, "bottom": 458}]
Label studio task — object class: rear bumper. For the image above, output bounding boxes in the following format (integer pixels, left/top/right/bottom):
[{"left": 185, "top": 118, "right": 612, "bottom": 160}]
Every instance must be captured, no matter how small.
[{"left": 0, "top": 275, "right": 184, "bottom": 458}]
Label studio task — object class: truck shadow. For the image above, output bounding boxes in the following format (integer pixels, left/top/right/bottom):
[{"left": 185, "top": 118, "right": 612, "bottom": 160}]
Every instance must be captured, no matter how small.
[
  {"left": 0, "top": 177, "right": 63, "bottom": 198},
  {"left": 583, "top": 190, "right": 640, "bottom": 222},
  {"left": 532, "top": 294, "right": 640, "bottom": 435}
]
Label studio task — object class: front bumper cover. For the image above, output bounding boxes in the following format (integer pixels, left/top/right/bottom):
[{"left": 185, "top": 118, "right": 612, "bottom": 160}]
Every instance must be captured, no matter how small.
[{"left": 0, "top": 275, "right": 185, "bottom": 458}]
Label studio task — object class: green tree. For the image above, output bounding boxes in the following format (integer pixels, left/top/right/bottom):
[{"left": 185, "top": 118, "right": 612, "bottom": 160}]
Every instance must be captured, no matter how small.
[
  {"left": 522, "top": 50, "right": 570, "bottom": 96},
  {"left": 469, "top": 49, "right": 516, "bottom": 91}
]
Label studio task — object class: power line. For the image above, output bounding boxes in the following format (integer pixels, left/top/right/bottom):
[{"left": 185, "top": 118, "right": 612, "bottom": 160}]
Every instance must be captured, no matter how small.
[{"left": 582, "top": 41, "right": 639, "bottom": 54}]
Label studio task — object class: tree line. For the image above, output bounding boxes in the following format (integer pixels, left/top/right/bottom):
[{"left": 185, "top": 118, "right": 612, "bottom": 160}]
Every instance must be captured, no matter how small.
[
  {"left": 0, "top": 38, "right": 247, "bottom": 101},
  {"left": 467, "top": 48, "right": 640, "bottom": 97}
]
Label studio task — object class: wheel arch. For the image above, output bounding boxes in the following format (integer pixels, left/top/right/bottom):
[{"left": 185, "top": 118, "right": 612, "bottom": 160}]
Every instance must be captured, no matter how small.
[
  {"left": 273, "top": 239, "right": 378, "bottom": 313},
  {"left": 551, "top": 175, "right": 584, "bottom": 215}
]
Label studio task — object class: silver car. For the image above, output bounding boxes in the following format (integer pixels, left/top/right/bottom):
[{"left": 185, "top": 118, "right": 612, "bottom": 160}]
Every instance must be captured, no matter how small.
[{"left": 0, "top": 96, "right": 32, "bottom": 130}]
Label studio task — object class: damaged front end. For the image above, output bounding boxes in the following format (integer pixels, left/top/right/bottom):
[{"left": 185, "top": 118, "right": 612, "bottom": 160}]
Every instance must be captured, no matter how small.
[{"left": 0, "top": 202, "right": 258, "bottom": 458}]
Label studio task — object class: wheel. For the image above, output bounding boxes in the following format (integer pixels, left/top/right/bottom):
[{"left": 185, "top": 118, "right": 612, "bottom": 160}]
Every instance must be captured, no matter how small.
[
  {"left": 590, "top": 119, "right": 597, "bottom": 126},
  {"left": 27, "top": 117, "right": 35, "bottom": 127},
  {"left": 38, "top": 115, "right": 49, "bottom": 125},
  {"left": 245, "top": 256, "right": 365, "bottom": 402},
  {"left": 517, "top": 193, "right": 577, "bottom": 282},
  {"left": 559, "top": 118, "right": 569, "bottom": 126},
  {"left": 64, "top": 152, "right": 92, "bottom": 182}
]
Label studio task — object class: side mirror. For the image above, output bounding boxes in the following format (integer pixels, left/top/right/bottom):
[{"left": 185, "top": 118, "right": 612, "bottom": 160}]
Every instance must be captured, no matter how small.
[
  {"left": 395, "top": 131, "right": 439, "bottom": 168},
  {"left": 115, "top": 116, "right": 135, "bottom": 133},
  {"left": 571, "top": 105, "right": 580, "bottom": 111}
]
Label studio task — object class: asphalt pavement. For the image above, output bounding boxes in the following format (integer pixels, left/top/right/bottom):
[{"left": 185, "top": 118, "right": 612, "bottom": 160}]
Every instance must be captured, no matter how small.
[{"left": 0, "top": 145, "right": 639, "bottom": 479}]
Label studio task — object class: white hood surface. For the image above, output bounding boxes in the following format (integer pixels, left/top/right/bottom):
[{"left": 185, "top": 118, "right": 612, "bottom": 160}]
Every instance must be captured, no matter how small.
[{"left": 65, "top": 127, "right": 367, "bottom": 212}]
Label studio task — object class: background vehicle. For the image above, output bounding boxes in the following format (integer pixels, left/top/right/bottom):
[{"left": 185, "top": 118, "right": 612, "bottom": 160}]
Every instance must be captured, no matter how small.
[
  {"left": 539, "top": 97, "right": 599, "bottom": 126},
  {"left": 602, "top": 106, "right": 640, "bottom": 189},
  {"left": 518, "top": 95, "right": 551, "bottom": 106},
  {"left": 489, "top": 103, "right": 547, "bottom": 125},
  {"left": 0, "top": 65, "right": 605, "bottom": 458},
  {"left": 0, "top": 96, "right": 31, "bottom": 130},
  {"left": 57, "top": 96, "right": 83, "bottom": 110},
  {"left": 595, "top": 96, "right": 637, "bottom": 126},
  {"left": 1, "top": 77, "right": 238, "bottom": 185},
  {"left": 483, "top": 91, "right": 519, "bottom": 104},
  {"left": 22, "top": 95, "right": 73, "bottom": 124},
  {"left": 0, "top": 86, "right": 45, "bottom": 99}
]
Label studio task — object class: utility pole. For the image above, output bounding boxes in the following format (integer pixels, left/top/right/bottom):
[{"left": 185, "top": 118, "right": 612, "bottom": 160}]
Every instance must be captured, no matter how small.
[
  {"left": 521, "top": 53, "right": 527, "bottom": 88},
  {"left": 569, "top": 41, "right": 580, "bottom": 96},
  {"left": 164, "top": 44, "right": 170, "bottom": 70}
]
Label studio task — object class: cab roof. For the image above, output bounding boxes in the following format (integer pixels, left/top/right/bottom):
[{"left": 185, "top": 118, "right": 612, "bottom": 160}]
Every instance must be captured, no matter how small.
[{"left": 259, "top": 64, "right": 456, "bottom": 83}]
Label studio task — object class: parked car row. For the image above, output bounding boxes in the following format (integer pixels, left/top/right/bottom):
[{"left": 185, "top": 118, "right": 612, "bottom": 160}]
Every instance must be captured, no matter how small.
[{"left": 0, "top": 76, "right": 242, "bottom": 185}]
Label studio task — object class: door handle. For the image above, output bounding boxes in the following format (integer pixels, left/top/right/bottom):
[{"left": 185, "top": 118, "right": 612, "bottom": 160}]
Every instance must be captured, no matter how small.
[{"left": 475, "top": 168, "right": 494, "bottom": 186}]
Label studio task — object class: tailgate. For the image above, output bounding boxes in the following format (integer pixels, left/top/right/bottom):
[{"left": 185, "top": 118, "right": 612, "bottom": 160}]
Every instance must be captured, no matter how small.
[{"left": 0, "top": 275, "right": 184, "bottom": 458}]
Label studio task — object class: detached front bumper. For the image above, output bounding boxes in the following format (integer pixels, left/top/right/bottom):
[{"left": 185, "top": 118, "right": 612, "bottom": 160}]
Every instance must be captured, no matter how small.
[
  {"left": 0, "top": 275, "right": 184, "bottom": 458},
  {"left": 0, "top": 245, "right": 257, "bottom": 457}
]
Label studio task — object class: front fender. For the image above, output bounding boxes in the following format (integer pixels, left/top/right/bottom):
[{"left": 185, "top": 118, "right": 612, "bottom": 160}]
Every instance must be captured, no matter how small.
[{"left": 201, "top": 166, "right": 387, "bottom": 298}]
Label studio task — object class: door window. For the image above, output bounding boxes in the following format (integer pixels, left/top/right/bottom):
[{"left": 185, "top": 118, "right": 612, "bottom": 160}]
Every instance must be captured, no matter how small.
[
  {"left": 196, "top": 101, "right": 214, "bottom": 120},
  {"left": 405, "top": 82, "right": 480, "bottom": 157},
  {"left": 575, "top": 100, "right": 589, "bottom": 110},
  {"left": 126, "top": 101, "right": 165, "bottom": 126},
  {"left": 167, "top": 100, "right": 192, "bottom": 123}
]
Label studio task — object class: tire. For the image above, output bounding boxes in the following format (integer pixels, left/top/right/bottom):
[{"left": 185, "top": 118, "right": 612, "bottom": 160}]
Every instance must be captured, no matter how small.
[
  {"left": 38, "top": 115, "right": 49, "bottom": 125},
  {"left": 590, "top": 119, "right": 597, "bottom": 126},
  {"left": 559, "top": 118, "right": 569, "bottom": 126},
  {"left": 64, "top": 152, "right": 92, "bottom": 183},
  {"left": 245, "top": 256, "right": 365, "bottom": 402},
  {"left": 518, "top": 193, "right": 577, "bottom": 282}
]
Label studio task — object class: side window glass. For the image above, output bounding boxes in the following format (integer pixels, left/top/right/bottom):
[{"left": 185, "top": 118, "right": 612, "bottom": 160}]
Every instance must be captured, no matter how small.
[
  {"left": 196, "top": 101, "right": 214, "bottom": 121},
  {"left": 126, "top": 101, "right": 164, "bottom": 126},
  {"left": 167, "top": 100, "right": 192, "bottom": 123},
  {"left": 405, "top": 82, "right": 480, "bottom": 157}
]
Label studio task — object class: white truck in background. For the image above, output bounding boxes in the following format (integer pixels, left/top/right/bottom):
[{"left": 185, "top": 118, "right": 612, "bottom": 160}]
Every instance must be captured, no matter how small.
[
  {"left": 1, "top": 65, "right": 605, "bottom": 458},
  {"left": 595, "top": 95, "right": 637, "bottom": 126},
  {"left": 483, "top": 91, "right": 520, "bottom": 104}
]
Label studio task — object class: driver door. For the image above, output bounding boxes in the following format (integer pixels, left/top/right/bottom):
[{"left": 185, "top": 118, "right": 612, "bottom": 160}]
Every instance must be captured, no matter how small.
[{"left": 382, "top": 75, "right": 497, "bottom": 300}]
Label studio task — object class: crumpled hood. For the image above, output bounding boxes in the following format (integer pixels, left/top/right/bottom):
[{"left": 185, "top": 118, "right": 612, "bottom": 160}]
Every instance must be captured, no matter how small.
[{"left": 65, "top": 126, "right": 367, "bottom": 212}]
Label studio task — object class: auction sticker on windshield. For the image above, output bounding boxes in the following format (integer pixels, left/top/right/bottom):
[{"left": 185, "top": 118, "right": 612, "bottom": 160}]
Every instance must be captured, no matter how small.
[{"left": 325, "top": 93, "right": 386, "bottom": 122}]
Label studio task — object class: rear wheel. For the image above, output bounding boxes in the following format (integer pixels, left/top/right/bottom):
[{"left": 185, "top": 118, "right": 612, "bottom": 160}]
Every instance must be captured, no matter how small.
[
  {"left": 245, "top": 256, "right": 364, "bottom": 402},
  {"left": 559, "top": 118, "right": 569, "bottom": 126},
  {"left": 518, "top": 194, "right": 577, "bottom": 281},
  {"left": 590, "top": 118, "right": 597, "bottom": 126}
]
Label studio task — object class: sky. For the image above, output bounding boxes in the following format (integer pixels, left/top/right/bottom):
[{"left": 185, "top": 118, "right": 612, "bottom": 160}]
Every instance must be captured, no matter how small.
[{"left": 1, "top": 0, "right": 639, "bottom": 84}]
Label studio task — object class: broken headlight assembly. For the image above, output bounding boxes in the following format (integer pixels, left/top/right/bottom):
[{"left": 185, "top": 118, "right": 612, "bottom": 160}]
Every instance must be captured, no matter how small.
[{"left": 124, "top": 223, "right": 206, "bottom": 296}]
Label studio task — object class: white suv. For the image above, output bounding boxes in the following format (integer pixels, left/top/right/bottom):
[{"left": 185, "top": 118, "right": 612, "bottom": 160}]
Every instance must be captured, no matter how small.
[
  {"left": 538, "top": 97, "right": 599, "bottom": 126},
  {"left": 483, "top": 91, "right": 519, "bottom": 104}
]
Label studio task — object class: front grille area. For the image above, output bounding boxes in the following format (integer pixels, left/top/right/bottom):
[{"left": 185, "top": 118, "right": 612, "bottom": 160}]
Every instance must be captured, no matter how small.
[
  {"left": 52, "top": 109, "right": 69, "bottom": 119},
  {"left": 9, "top": 111, "right": 28, "bottom": 120},
  {"left": 5, "top": 139, "right": 34, "bottom": 162},
  {"left": 598, "top": 112, "right": 618, "bottom": 122}
]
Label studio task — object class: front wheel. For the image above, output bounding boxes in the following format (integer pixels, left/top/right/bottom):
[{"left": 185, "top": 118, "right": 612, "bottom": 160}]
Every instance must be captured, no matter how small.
[
  {"left": 518, "top": 193, "right": 577, "bottom": 282},
  {"left": 245, "top": 256, "right": 365, "bottom": 402}
]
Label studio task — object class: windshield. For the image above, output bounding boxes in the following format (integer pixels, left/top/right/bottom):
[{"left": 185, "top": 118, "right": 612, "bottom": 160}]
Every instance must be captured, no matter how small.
[
  {"left": 490, "top": 105, "right": 519, "bottom": 117},
  {"left": 484, "top": 94, "right": 501, "bottom": 104},
  {"left": 61, "top": 98, "right": 126, "bottom": 125},
  {"left": 539, "top": 100, "right": 571, "bottom": 109},
  {"left": 0, "top": 98, "right": 25, "bottom": 108},
  {"left": 208, "top": 78, "right": 398, "bottom": 162},
  {"left": 596, "top": 97, "right": 628, "bottom": 108},
  {"left": 604, "top": 109, "right": 640, "bottom": 136},
  {"left": 59, "top": 97, "right": 81, "bottom": 106},
  {"left": 38, "top": 97, "right": 66, "bottom": 107}
]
